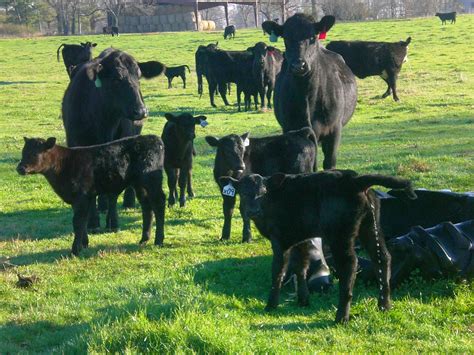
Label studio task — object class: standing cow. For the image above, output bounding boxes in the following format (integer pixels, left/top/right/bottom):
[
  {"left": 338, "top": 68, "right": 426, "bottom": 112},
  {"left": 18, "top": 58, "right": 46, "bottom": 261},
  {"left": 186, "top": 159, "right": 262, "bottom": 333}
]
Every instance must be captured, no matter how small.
[
  {"left": 62, "top": 48, "right": 165, "bottom": 231},
  {"left": 435, "top": 12, "right": 456, "bottom": 24},
  {"left": 57, "top": 42, "right": 97, "bottom": 78},
  {"left": 262, "top": 14, "right": 357, "bottom": 170},
  {"left": 224, "top": 25, "right": 236, "bottom": 39}
]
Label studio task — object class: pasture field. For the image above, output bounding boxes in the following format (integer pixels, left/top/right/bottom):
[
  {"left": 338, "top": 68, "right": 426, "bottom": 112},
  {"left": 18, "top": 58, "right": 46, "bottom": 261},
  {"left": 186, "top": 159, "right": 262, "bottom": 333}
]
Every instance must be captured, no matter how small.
[{"left": 0, "top": 15, "right": 473, "bottom": 353}]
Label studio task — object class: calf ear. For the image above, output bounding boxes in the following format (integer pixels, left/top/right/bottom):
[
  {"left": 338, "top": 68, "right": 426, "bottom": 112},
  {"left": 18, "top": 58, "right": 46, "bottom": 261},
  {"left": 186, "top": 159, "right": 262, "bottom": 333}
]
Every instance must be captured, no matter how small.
[
  {"left": 402, "top": 37, "right": 412, "bottom": 46},
  {"left": 86, "top": 62, "right": 103, "bottom": 81},
  {"left": 138, "top": 61, "right": 166, "bottom": 79},
  {"left": 164, "top": 113, "right": 178, "bottom": 123},
  {"left": 92, "top": 43, "right": 97, "bottom": 47},
  {"left": 194, "top": 115, "right": 208, "bottom": 125},
  {"left": 314, "top": 15, "right": 336, "bottom": 34},
  {"left": 265, "top": 173, "right": 287, "bottom": 191},
  {"left": 45, "top": 137, "right": 56, "bottom": 149},
  {"left": 262, "top": 21, "right": 284, "bottom": 37},
  {"left": 205, "top": 136, "right": 219, "bottom": 147}
]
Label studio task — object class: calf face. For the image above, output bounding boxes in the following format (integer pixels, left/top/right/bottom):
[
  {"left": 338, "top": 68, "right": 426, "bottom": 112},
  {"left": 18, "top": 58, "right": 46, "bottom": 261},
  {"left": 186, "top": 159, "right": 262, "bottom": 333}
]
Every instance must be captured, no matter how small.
[
  {"left": 86, "top": 51, "right": 165, "bottom": 122},
  {"left": 263, "top": 14, "right": 335, "bottom": 76},
  {"left": 205, "top": 133, "right": 249, "bottom": 176},
  {"left": 17, "top": 137, "right": 56, "bottom": 175},
  {"left": 165, "top": 113, "right": 207, "bottom": 141}
]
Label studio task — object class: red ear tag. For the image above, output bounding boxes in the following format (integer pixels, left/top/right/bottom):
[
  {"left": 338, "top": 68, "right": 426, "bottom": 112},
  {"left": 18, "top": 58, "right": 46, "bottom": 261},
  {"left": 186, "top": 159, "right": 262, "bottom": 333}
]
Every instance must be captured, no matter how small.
[{"left": 318, "top": 32, "right": 327, "bottom": 40}]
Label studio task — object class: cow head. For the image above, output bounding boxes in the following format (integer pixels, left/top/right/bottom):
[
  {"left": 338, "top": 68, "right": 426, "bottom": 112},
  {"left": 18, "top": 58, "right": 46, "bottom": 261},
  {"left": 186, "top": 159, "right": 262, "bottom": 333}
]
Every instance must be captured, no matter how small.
[
  {"left": 262, "top": 14, "right": 335, "bottom": 76},
  {"left": 249, "top": 42, "right": 269, "bottom": 67},
  {"left": 165, "top": 113, "right": 207, "bottom": 141},
  {"left": 206, "top": 133, "right": 250, "bottom": 178},
  {"left": 86, "top": 49, "right": 165, "bottom": 123},
  {"left": 17, "top": 137, "right": 56, "bottom": 175}
]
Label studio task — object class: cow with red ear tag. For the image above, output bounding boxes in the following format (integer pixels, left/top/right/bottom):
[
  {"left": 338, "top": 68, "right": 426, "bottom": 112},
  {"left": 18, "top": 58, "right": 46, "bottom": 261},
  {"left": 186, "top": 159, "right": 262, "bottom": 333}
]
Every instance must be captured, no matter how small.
[{"left": 262, "top": 14, "right": 357, "bottom": 171}]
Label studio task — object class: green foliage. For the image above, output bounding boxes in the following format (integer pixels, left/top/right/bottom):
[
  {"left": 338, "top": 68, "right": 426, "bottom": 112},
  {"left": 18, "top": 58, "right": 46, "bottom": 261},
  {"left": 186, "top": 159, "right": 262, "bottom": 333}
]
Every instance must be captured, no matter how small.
[{"left": 0, "top": 15, "right": 473, "bottom": 353}]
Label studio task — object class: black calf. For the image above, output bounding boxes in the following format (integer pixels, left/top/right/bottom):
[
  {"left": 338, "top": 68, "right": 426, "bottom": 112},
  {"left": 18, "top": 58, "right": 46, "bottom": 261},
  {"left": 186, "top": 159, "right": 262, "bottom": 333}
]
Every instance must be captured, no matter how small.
[{"left": 165, "top": 65, "right": 191, "bottom": 89}]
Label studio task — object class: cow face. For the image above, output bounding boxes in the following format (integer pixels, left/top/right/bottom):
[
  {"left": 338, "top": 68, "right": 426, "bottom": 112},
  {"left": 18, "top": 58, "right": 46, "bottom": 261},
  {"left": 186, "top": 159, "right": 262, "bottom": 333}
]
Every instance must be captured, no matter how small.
[
  {"left": 17, "top": 137, "right": 56, "bottom": 175},
  {"left": 251, "top": 42, "right": 269, "bottom": 67},
  {"left": 206, "top": 133, "right": 249, "bottom": 177},
  {"left": 165, "top": 113, "right": 207, "bottom": 141},
  {"left": 86, "top": 50, "right": 165, "bottom": 122},
  {"left": 262, "top": 14, "right": 335, "bottom": 76}
]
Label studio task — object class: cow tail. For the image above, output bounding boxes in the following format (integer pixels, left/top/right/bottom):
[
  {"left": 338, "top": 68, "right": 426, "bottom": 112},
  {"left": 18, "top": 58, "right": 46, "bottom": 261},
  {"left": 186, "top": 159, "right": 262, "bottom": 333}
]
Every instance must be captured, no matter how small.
[
  {"left": 57, "top": 44, "right": 65, "bottom": 62},
  {"left": 185, "top": 65, "right": 191, "bottom": 73},
  {"left": 352, "top": 174, "right": 417, "bottom": 199}
]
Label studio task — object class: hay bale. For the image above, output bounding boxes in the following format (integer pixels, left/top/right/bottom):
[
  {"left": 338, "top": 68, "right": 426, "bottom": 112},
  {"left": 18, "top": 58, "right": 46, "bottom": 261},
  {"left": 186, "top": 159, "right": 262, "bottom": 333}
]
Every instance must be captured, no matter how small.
[{"left": 208, "top": 21, "right": 216, "bottom": 30}]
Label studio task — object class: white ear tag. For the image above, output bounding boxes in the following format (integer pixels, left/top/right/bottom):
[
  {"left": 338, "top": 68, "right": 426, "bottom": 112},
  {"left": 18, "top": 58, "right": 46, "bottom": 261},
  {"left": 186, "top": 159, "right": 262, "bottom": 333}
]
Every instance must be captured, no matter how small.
[
  {"left": 200, "top": 119, "right": 208, "bottom": 128},
  {"left": 222, "top": 182, "right": 236, "bottom": 197},
  {"left": 243, "top": 137, "right": 250, "bottom": 147}
]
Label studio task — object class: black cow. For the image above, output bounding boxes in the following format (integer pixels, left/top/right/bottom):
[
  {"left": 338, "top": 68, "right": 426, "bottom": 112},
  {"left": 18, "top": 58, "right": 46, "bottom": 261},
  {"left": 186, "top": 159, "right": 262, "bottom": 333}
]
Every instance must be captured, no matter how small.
[
  {"left": 248, "top": 42, "right": 284, "bottom": 109},
  {"left": 195, "top": 42, "right": 219, "bottom": 98},
  {"left": 164, "top": 65, "right": 190, "bottom": 89},
  {"left": 62, "top": 48, "right": 165, "bottom": 231},
  {"left": 436, "top": 12, "right": 456, "bottom": 24},
  {"left": 205, "top": 128, "right": 316, "bottom": 242},
  {"left": 263, "top": 14, "right": 357, "bottom": 170},
  {"left": 17, "top": 135, "right": 166, "bottom": 256},
  {"left": 103, "top": 25, "right": 119, "bottom": 36},
  {"left": 57, "top": 42, "right": 97, "bottom": 78},
  {"left": 326, "top": 37, "right": 411, "bottom": 102},
  {"left": 224, "top": 25, "right": 236, "bottom": 39},
  {"left": 161, "top": 113, "right": 207, "bottom": 207},
  {"left": 221, "top": 170, "right": 416, "bottom": 323}
]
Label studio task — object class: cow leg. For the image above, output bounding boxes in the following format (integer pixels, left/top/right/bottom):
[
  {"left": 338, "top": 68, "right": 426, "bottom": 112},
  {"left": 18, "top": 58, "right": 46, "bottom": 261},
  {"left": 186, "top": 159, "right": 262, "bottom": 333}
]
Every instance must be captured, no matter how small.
[
  {"left": 105, "top": 193, "right": 119, "bottom": 232},
  {"left": 143, "top": 173, "right": 166, "bottom": 246},
  {"left": 87, "top": 196, "right": 100, "bottom": 231},
  {"left": 218, "top": 83, "right": 230, "bottom": 106},
  {"left": 266, "top": 86, "right": 273, "bottom": 109},
  {"left": 221, "top": 195, "right": 236, "bottom": 240},
  {"left": 167, "top": 77, "right": 172, "bottom": 89},
  {"left": 178, "top": 167, "right": 188, "bottom": 207},
  {"left": 329, "top": 237, "right": 358, "bottom": 323},
  {"left": 209, "top": 81, "right": 217, "bottom": 107},
  {"left": 293, "top": 244, "right": 310, "bottom": 307},
  {"left": 97, "top": 194, "right": 108, "bottom": 212},
  {"left": 72, "top": 195, "right": 92, "bottom": 256},
  {"left": 321, "top": 128, "right": 341, "bottom": 170},
  {"left": 358, "top": 212, "right": 391, "bottom": 312},
  {"left": 381, "top": 83, "right": 392, "bottom": 99},
  {"left": 122, "top": 187, "right": 136, "bottom": 209},
  {"left": 187, "top": 170, "right": 194, "bottom": 198},
  {"left": 265, "top": 241, "right": 289, "bottom": 310},
  {"left": 254, "top": 93, "right": 259, "bottom": 111},
  {"left": 239, "top": 201, "right": 252, "bottom": 243},
  {"left": 387, "top": 72, "right": 400, "bottom": 102},
  {"left": 166, "top": 167, "right": 177, "bottom": 207},
  {"left": 135, "top": 186, "right": 153, "bottom": 244},
  {"left": 237, "top": 86, "right": 242, "bottom": 112},
  {"left": 181, "top": 74, "right": 186, "bottom": 89}
]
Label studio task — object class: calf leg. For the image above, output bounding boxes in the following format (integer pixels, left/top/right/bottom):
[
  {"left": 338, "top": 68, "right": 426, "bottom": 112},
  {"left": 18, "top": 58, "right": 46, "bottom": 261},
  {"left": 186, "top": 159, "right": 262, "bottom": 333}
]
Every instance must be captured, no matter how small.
[
  {"left": 72, "top": 195, "right": 92, "bottom": 256},
  {"left": 218, "top": 83, "right": 230, "bottom": 106},
  {"left": 387, "top": 72, "right": 400, "bottom": 102},
  {"left": 181, "top": 74, "right": 186, "bottom": 89},
  {"left": 292, "top": 244, "right": 310, "bottom": 307},
  {"left": 266, "top": 241, "right": 289, "bottom": 310},
  {"left": 209, "top": 81, "right": 218, "bottom": 107},
  {"left": 135, "top": 187, "right": 153, "bottom": 244},
  {"left": 97, "top": 194, "right": 108, "bottom": 213},
  {"left": 142, "top": 172, "right": 166, "bottom": 246},
  {"left": 105, "top": 193, "right": 119, "bottom": 232},
  {"left": 166, "top": 167, "right": 178, "bottom": 207},
  {"left": 239, "top": 201, "right": 252, "bottom": 243},
  {"left": 178, "top": 167, "right": 188, "bottom": 207},
  {"left": 221, "top": 195, "right": 236, "bottom": 240},
  {"left": 321, "top": 127, "right": 341, "bottom": 170},
  {"left": 328, "top": 237, "right": 358, "bottom": 323},
  {"left": 358, "top": 211, "right": 391, "bottom": 311},
  {"left": 122, "top": 187, "right": 136, "bottom": 209},
  {"left": 167, "top": 77, "right": 172, "bottom": 89},
  {"left": 187, "top": 170, "right": 194, "bottom": 198}
]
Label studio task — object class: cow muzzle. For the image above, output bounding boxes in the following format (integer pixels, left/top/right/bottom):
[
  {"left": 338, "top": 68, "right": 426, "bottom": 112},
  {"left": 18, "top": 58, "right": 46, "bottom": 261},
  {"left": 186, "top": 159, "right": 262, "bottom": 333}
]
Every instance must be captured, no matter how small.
[
  {"left": 16, "top": 164, "right": 27, "bottom": 175},
  {"left": 291, "top": 61, "right": 308, "bottom": 76}
]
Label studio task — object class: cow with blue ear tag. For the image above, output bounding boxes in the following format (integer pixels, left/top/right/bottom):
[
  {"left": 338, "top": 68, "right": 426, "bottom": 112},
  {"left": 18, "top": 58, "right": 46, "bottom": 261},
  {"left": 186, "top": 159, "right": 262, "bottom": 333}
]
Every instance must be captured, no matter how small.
[
  {"left": 206, "top": 127, "right": 316, "bottom": 243},
  {"left": 262, "top": 13, "right": 357, "bottom": 171},
  {"left": 161, "top": 112, "right": 208, "bottom": 208}
]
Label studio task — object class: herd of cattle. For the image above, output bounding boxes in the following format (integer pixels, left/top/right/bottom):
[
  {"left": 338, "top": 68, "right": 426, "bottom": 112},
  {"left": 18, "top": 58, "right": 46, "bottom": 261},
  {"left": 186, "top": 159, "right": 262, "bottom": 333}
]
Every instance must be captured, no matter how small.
[{"left": 17, "top": 13, "right": 470, "bottom": 324}]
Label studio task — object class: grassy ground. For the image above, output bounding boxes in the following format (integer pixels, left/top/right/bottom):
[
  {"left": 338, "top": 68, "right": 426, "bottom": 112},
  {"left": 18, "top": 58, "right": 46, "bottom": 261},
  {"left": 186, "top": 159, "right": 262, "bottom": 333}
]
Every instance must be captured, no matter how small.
[{"left": 0, "top": 15, "right": 473, "bottom": 353}]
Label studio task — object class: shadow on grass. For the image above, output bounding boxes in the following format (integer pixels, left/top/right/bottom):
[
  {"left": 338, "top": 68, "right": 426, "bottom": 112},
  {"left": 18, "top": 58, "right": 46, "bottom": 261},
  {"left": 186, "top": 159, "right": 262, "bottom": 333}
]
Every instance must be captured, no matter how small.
[{"left": 0, "top": 81, "right": 48, "bottom": 86}]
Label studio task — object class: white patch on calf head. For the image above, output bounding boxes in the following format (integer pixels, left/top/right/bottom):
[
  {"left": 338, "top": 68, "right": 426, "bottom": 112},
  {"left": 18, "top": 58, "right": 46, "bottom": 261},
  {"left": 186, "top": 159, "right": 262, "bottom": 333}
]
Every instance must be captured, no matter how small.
[{"left": 243, "top": 137, "right": 250, "bottom": 147}]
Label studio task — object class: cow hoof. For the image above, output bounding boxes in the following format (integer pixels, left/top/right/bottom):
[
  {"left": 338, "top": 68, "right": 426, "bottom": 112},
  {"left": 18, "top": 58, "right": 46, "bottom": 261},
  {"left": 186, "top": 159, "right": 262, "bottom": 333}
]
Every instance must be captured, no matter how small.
[
  {"left": 241, "top": 238, "right": 251, "bottom": 243},
  {"left": 154, "top": 241, "right": 164, "bottom": 247},
  {"left": 139, "top": 239, "right": 149, "bottom": 245},
  {"left": 264, "top": 304, "right": 277, "bottom": 312},
  {"left": 219, "top": 237, "right": 230, "bottom": 242}
]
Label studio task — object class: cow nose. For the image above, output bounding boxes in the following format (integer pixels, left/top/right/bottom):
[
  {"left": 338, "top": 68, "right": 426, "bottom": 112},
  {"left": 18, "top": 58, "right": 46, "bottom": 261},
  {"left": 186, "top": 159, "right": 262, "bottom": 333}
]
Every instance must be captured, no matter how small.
[
  {"left": 291, "top": 61, "right": 307, "bottom": 74},
  {"left": 17, "top": 164, "right": 26, "bottom": 175},
  {"left": 133, "top": 106, "right": 148, "bottom": 119}
]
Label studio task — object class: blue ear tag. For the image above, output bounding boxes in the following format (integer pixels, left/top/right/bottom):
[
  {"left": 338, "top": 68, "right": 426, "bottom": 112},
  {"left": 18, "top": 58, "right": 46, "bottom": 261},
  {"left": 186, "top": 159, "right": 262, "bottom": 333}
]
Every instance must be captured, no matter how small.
[
  {"left": 94, "top": 77, "right": 102, "bottom": 88},
  {"left": 199, "top": 119, "right": 208, "bottom": 128},
  {"left": 269, "top": 31, "right": 278, "bottom": 43}
]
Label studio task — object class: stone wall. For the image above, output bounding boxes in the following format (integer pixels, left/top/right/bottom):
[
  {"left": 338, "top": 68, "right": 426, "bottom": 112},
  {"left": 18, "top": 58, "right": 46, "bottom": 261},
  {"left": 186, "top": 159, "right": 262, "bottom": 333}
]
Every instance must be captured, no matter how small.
[{"left": 119, "top": 5, "right": 200, "bottom": 33}]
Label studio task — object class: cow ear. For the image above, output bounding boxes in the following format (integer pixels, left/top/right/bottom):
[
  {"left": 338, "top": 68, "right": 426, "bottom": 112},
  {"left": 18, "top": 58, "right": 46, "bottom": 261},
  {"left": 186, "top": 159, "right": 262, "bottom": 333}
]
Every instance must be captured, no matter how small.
[
  {"left": 164, "top": 113, "right": 178, "bottom": 123},
  {"left": 215, "top": 41, "right": 219, "bottom": 47},
  {"left": 86, "top": 62, "right": 103, "bottom": 81},
  {"left": 92, "top": 43, "right": 97, "bottom": 47},
  {"left": 194, "top": 115, "right": 207, "bottom": 126},
  {"left": 314, "top": 15, "right": 336, "bottom": 33},
  {"left": 80, "top": 42, "right": 86, "bottom": 46},
  {"left": 262, "top": 21, "right": 284, "bottom": 37},
  {"left": 402, "top": 37, "right": 412, "bottom": 46},
  {"left": 45, "top": 137, "right": 56, "bottom": 149},
  {"left": 23, "top": 137, "right": 28, "bottom": 143},
  {"left": 246, "top": 46, "right": 255, "bottom": 53},
  {"left": 265, "top": 173, "right": 287, "bottom": 191},
  {"left": 219, "top": 176, "right": 240, "bottom": 189},
  {"left": 205, "top": 136, "right": 219, "bottom": 147},
  {"left": 138, "top": 61, "right": 166, "bottom": 79}
]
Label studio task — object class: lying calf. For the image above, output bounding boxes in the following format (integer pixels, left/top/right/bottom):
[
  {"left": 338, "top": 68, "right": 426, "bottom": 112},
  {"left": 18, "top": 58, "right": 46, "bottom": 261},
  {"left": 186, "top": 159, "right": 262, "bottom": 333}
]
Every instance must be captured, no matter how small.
[
  {"left": 17, "top": 135, "right": 166, "bottom": 256},
  {"left": 206, "top": 128, "right": 316, "bottom": 242},
  {"left": 162, "top": 113, "right": 207, "bottom": 207},
  {"left": 220, "top": 170, "right": 416, "bottom": 323}
]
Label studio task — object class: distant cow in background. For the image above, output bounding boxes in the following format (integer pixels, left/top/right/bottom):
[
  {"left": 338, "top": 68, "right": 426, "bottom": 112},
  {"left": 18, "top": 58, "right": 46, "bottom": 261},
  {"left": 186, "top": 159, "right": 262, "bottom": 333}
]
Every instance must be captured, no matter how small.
[
  {"left": 326, "top": 37, "right": 411, "bottom": 102},
  {"left": 436, "top": 12, "right": 456, "bottom": 24},
  {"left": 224, "top": 25, "right": 236, "bottom": 39},
  {"left": 164, "top": 65, "right": 191, "bottom": 89},
  {"left": 57, "top": 42, "right": 97, "bottom": 78},
  {"left": 103, "top": 26, "right": 119, "bottom": 36}
]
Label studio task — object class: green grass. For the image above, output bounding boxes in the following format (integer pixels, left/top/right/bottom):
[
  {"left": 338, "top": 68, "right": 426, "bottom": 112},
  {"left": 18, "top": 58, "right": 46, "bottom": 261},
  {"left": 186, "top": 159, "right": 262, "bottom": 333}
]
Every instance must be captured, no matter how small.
[{"left": 1, "top": 15, "right": 473, "bottom": 353}]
